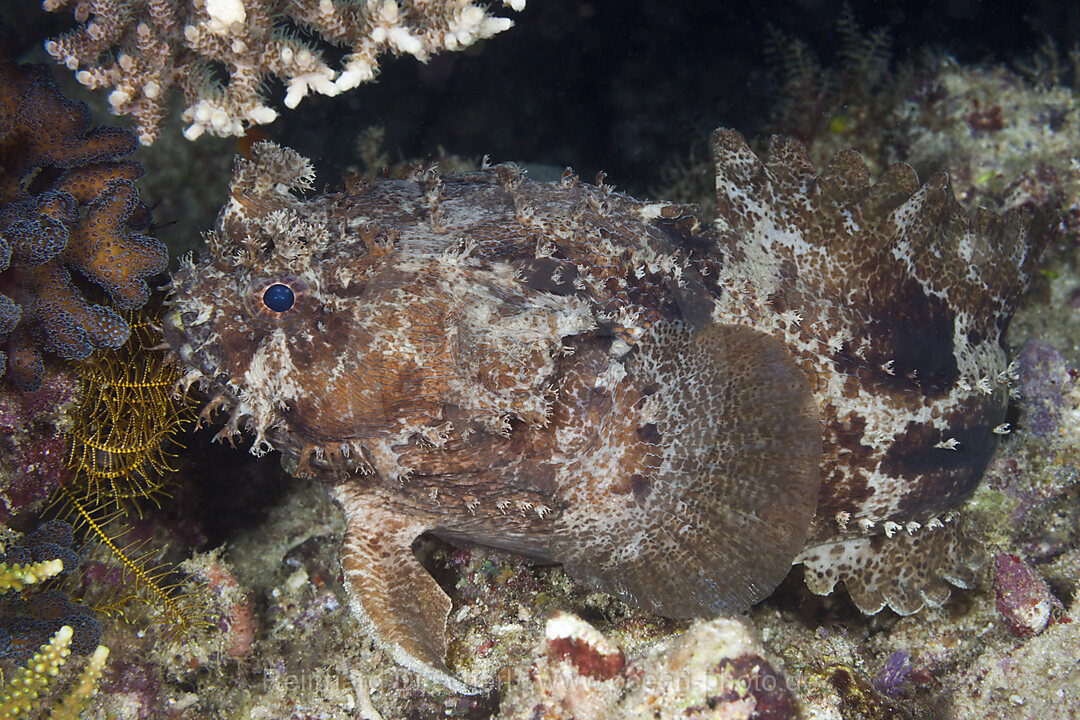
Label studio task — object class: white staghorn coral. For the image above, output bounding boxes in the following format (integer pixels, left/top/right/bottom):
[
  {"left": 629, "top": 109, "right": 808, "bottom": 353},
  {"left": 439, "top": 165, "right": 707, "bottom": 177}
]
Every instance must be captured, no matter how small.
[{"left": 43, "top": 0, "right": 525, "bottom": 145}]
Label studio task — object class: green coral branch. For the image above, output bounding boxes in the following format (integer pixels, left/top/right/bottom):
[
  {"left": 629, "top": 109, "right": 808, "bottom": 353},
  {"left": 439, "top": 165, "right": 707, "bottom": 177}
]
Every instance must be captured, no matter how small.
[
  {"left": 49, "top": 644, "right": 110, "bottom": 720},
  {"left": 0, "top": 625, "right": 72, "bottom": 718},
  {"left": 0, "top": 559, "right": 65, "bottom": 592},
  {"left": 0, "top": 625, "right": 110, "bottom": 720}
]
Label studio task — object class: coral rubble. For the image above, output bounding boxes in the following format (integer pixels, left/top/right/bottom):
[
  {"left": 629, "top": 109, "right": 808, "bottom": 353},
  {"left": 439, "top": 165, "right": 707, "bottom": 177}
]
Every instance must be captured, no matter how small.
[
  {"left": 992, "top": 552, "right": 1065, "bottom": 637},
  {"left": 895, "top": 58, "right": 1080, "bottom": 220},
  {"left": 946, "top": 596, "right": 1080, "bottom": 719},
  {"left": 500, "top": 614, "right": 797, "bottom": 720},
  {"left": 44, "top": 0, "right": 527, "bottom": 144},
  {"left": 0, "top": 55, "right": 167, "bottom": 391}
]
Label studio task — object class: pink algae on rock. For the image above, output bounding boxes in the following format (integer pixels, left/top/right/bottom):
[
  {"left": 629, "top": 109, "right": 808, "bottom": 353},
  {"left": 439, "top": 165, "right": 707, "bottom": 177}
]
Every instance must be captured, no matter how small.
[
  {"left": 993, "top": 553, "right": 1067, "bottom": 637},
  {"left": 0, "top": 368, "right": 77, "bottom": 518},
  {"left": 544, "top": 612, "right": 626, "bottom": 681},
  {"left": 502, "top": 614, "right": 796, "bottom": 720}
]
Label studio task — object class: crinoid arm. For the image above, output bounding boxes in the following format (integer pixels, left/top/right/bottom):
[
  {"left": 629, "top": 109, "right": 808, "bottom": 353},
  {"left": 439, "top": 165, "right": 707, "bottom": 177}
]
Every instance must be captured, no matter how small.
[{"left": 64, "top": 307, "right": 196, "bottom": 509}]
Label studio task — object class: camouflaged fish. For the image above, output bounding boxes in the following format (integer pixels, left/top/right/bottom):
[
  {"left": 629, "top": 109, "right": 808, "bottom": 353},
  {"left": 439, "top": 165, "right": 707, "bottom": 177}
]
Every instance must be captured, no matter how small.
[{"left": 164, "top": 129, "right": 1044, "bottom": 693}]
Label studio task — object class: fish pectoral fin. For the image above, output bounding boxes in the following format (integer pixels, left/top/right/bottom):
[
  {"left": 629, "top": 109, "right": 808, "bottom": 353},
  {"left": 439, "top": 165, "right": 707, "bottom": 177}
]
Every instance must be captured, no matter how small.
[
  {"left": 330, "top": 483, "right": 478, "bottom": 694},
  {"left": 552, "top": 322, "right": 822, "bottom": 618}
]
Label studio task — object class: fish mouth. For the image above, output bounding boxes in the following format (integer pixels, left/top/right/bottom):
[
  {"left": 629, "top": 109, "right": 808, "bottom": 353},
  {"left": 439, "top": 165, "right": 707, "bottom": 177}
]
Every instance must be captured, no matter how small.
[
  {"left": 162, "top": 305, "right": 249, "bottom": 443},
  {"left": 161, "top": 308, "right": 185, "bottom": 351},
  {"left": 162, "top": 307, "right": 200, "bottom": 368},
  {"left": 161, "top": 305, "right": 225, "bottom": 395}
]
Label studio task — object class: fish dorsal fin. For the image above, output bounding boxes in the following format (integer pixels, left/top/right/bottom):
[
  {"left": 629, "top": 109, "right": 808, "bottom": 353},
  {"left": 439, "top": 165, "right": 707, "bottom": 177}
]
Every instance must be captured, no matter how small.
[{"left": 551, "top": 321, "right": 821, "bottom": 617}]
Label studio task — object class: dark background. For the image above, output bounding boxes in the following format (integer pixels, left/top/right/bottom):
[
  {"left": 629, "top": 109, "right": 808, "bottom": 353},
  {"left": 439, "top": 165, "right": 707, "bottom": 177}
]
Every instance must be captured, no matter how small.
[{"left": 6, "top": 0, "right": 1077, "bottom": 194}]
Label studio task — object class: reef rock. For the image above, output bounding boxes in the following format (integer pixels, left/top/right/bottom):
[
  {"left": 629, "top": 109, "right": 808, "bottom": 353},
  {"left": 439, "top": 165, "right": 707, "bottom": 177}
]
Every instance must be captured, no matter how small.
[
  {"left": 165, "top": 129, "right": 1044, "bottom": 692},
  {"left": 499, "top": 613, "right": 796, "bottom": 720}
]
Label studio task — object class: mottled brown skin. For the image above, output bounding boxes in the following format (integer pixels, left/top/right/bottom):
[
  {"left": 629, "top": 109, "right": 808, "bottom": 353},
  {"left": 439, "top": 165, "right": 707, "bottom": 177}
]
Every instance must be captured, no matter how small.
[
  {"left": 706, "top": 132, "right": 1044, "bottom": 613},
  {"left": 165, "top": 132, "right": 1043, "bottom": 692}
]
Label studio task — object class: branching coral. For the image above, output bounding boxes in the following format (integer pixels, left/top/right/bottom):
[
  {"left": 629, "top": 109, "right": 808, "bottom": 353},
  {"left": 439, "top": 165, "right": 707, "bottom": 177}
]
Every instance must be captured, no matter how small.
[
  {"left": 0, "top": 559, "right": 64, "bottom": 593},
  {"left": 0, "top": 625, "right": 109, "bottom": 720},
  {"left": 0, "top": 55, "right": 167, "bottom": 391},
  {"left": 44, "top": 0, "right": 527, "bottom": 144},
  {"left": 0, "top": 521, "right": 102, "bottom": 666}
]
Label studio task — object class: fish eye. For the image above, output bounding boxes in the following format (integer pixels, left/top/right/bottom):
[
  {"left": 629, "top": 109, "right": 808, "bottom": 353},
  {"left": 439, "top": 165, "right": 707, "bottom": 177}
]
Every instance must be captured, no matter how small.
[
  {"left": 246, "top": 276, "right": 309, "bottom": 320},
  {"left": 263, "top": 283, "right": 295, "bottom": 312}
]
